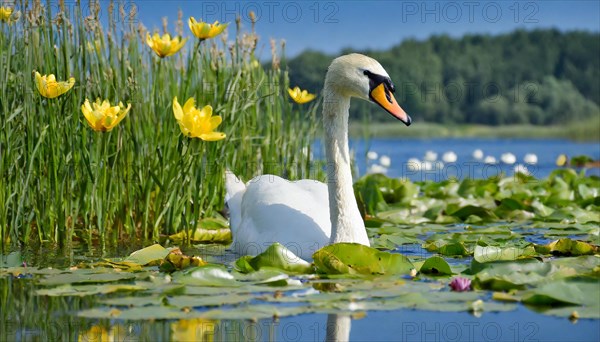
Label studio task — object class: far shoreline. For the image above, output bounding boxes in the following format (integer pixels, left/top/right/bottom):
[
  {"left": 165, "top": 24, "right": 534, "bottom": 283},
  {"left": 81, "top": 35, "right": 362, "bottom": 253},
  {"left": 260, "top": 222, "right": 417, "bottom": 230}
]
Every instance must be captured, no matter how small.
[{"left": 348, "top": 118, "right": 600, "bottom": 142}]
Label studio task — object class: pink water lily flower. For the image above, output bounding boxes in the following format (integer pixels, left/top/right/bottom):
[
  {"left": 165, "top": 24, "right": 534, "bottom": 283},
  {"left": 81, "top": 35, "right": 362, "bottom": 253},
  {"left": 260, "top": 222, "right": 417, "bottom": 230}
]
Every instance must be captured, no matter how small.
[{"left": 449, "top": 277, "right": 472, "bottom": 292}]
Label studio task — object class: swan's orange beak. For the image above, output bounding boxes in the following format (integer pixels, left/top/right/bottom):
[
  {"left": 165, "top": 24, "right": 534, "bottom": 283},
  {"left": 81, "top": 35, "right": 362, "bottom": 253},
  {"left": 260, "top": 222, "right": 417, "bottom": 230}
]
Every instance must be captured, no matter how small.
[{"left": 370, "top": 83, "right": 411, "bottom": 126}]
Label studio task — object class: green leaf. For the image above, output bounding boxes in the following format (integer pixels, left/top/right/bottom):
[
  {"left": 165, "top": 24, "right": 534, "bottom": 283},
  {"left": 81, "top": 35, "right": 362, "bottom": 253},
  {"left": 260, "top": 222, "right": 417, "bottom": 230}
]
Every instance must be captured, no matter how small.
[
  {"left": 313, "top": 243, "right": 414, "bottom": 276},
  {"left": 36, "top": 284, "right": 145, "bottom": 296},
  {"left": 522, "top": 281, "right": 600, "bottom": 307},
  {"left": 123, "top": 244, "right": 170, "bottom": 265},
  {"left": 0, "top": 252, "right": 22, "bottom": 268},
  {"left": 234, "top": 243, "right": 313, "bottom": 274},
  {"left": 474, "top": 245, "right": 537, "bottom": 263},
  {"left": 419, "top": 256, "right": 453, "bottom": 275},
  {"left": 173, "top": 265, "right": 239, "bottom": 287},
  {"left": 167, "top": 294, "right": 254, "bottom": 308},
  {"left": 38, "top": 271, "right": 136, "bottom": 286},
  {"left": 446, "top": 205, "right": 497, "bottom": 222},
  {"left": 544, "top": 238, "right": 598, "bottom": 256},
  {"left": 354, "top": 174, "right": 389, "bottom": 215},
  {"left": 425, "top": 241, "right": 470, "bottom": 256}
]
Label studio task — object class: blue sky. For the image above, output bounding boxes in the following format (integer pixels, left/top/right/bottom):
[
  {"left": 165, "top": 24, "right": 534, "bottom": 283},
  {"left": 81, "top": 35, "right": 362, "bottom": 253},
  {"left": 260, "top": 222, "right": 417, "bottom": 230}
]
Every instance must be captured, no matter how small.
[{"left": 126, "top": 1, "right": 599, "bottom": 57}]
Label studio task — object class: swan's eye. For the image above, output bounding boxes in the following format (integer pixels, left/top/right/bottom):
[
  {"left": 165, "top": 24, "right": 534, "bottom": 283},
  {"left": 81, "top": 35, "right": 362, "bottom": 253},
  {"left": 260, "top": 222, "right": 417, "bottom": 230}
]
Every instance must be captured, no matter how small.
[{"left": 364, "top": 70, "right": 395, "bottom": 95}]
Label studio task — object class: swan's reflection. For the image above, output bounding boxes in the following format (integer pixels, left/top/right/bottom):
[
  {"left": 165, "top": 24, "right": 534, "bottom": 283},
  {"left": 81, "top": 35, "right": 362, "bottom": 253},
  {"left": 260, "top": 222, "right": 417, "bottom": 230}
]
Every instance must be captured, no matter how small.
[{"left": 326, "top": 314, "right": 351, "bottom": 342}]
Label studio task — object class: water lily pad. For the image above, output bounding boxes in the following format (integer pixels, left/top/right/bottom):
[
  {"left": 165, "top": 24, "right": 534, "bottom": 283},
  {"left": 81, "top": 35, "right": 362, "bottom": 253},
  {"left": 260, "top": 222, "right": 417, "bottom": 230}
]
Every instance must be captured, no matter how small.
[
  {"left": 425, "top": 240, "right": 470, "bottom": 256},
  {"left": 167, "top": 294, "right": 254, "bottom": 308},
  {"left": 419, "top": 256, "right": 453, "bottom": 275},
  {"left": 38, "top": 271, "right": 137, "bottom": 286},
  {"left": 521, "top": 281, "right": 600, "bottom": 307},
  {"left": 100, "top": 296, "right": 164, "bottom": 307},
  {"left": 0, "top": 252, "right": 22, "bottom": 268},
  {"left": 313, "top": 243, "right": 414, "bottom": 276},
  {"left": 173, "top": 265, "right": 239, "bottom": 287},
  {"left": 543, "top": 238, "right": 598, "bottom": 256},
  {"left": 36, "top": 284, "right": 145, "bottom": 296},
  {"left": 474, "top": 245, "right": 537, "bottom": 263},
  {"left": 234, "top": 243, "right": 313, "bottom": 274},
  {"left": 79, "top": 306, "right": 202, "bottom": 320},
  {"left": 123, "top": 244, "right": 170, "bottom": 265}
]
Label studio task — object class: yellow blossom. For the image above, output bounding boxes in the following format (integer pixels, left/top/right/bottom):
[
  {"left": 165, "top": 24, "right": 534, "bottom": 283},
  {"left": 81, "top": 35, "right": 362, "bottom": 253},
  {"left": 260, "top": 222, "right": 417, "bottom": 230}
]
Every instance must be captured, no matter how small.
[
  {"left": 288, "top": 86, "right": 316, "bottom": 104},
  {"left": 188, "top": 17, "right": 228, "bottom": 40},
  {"left": 35, "top": 72, "right": 75, "bottom": 99},
  {"left": 146, "top": 33, "right": 187, "bottom": 58},
  {"left": 172, "top": 97, "right": 225, "bottom": 141},
  {"left": 0, "top": 7, "right": 13, "bottom": 22},
  {"left": 81, "top": 98, "right": 131, "bottom": 132}
]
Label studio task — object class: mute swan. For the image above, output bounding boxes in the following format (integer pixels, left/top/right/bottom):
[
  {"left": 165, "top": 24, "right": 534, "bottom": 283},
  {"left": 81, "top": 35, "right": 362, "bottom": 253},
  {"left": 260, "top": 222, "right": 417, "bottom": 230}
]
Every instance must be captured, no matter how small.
[{"left": 226, "top": 54, "right": 411, "bottom": 260}]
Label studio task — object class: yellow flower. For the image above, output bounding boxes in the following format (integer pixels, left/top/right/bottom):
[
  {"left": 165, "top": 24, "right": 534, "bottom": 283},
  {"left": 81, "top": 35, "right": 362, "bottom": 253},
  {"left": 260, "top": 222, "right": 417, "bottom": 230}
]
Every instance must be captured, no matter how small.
[
  {"left": 288, "top": 86, "right": 316, "bottom": 104},
  {"left": 0, "top": 7, "right": 13, "bottom": 22},
  {"left": 172, "top": 97, "right": 225, "bottom": 141},
  {"left": 81, "top": 98, "right": 131, "bottom": 132},
  {"left": 146, "top": 33, "right": 187, "bottom": 58},
  {"left": 188, "top": 17, "right": 228, "bottom": 40},
  {"left": 35, "top": 72, "right": 75, "bottom": 99}
]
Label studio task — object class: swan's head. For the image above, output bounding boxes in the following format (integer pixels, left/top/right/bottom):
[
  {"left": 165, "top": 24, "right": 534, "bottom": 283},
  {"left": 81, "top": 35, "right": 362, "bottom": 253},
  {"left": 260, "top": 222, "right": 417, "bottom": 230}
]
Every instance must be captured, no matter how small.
[{"left": 325, "top": 53, "right": 411, "bottom": 125}]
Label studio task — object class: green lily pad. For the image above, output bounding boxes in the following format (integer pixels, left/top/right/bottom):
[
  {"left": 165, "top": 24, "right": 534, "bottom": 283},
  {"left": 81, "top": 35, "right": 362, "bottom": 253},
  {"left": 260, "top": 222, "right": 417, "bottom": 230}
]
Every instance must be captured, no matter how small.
[
  {"left": 474, "top": 245, "right": 537, "bottom": 263},
  {"left": 0, "top": 252, "right": 22, "bottom": 268},
  {"left": 419, "top": 256, "right": 453, "bottom": 275},
  {"left": 38, "top": 270, "right": 137, "bottom": 286},
  {"left": 167, "top": 294, "right": 254, "bottom": 308},
  {"left": 173, "top": 265, "right": 239, "bottom": 287},
  {"left": 521, "top": 280, "right": 600, "bottom": 307},
  {"left": 234, "top": 243, "right": 313, "bottom": 274},
  {"left": 544, "top": 238, "right": 599, "bottom": 256},
  {"left": 36, "top": 284, "right": 145, "bottom": 296},
  {"left": 123, "top": 244, "right": 170, "bottom": 265},
  {"left": 313, "top": 243, "right": 414, "bottom": 276}
]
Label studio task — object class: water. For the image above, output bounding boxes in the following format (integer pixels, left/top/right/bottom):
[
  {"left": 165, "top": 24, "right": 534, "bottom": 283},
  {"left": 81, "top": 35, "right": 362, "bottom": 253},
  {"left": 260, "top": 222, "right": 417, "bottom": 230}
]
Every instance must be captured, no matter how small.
[
  {"left": 340, "top": 138, "right": 600, "bottom": 181},
  {"left": 3, "top": 138, "right": 600, "bottom": 341}
]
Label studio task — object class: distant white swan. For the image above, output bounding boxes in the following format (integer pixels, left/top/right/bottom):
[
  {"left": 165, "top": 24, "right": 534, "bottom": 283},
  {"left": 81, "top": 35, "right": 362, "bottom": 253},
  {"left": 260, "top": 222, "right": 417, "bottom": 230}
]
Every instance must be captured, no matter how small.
[{"left": 225, "top": 54, "right": 411, "bottom": 260}]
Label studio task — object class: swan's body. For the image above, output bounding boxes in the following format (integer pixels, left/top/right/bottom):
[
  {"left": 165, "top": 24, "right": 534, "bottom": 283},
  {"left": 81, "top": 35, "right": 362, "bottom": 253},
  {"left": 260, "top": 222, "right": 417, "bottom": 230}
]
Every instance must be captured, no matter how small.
[{"left": 226, "top": 54, "right": 410, "bottom": 260}]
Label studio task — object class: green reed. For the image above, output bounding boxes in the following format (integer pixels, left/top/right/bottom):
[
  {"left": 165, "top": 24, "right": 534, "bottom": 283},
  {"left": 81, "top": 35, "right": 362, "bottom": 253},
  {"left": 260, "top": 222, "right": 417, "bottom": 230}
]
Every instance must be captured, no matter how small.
[{"left": 0, "top": 0, "right": 322, "bottom": 249}]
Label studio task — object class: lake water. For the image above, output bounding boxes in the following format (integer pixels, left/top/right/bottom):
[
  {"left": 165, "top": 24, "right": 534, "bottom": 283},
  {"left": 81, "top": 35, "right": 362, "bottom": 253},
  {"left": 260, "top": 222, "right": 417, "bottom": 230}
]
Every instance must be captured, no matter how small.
[{"left": 339, "top": 138, "right": 600, "bottom": 181}]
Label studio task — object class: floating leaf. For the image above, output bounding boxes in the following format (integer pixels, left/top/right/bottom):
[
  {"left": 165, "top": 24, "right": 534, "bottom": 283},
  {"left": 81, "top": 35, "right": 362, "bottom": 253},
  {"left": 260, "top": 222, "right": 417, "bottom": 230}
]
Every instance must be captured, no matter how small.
[
  {"left": 123, "top": 244, "right": 170, "bottom": 266},
  {"left": 173, "top": 265, "right": 239, "bottom": 287},
  {"left": 313, "top": 243, "right": 414, "bottom": 276},
  {"left": 79, "top": 306, "right": 201, "bottom": 320},
  {"left": 419, "top": 256, "right": 453, "bottom": 275},
  {"left": 474, "top": 245, "right": 537, "bottom": 263},
  {"left": 543, "top": 238, "right": 599, "bottom": 256},
  {"left": 425, "top": 240, "right": 470, "bottom": 256},
  {"left": 36, "top": 284, "right": 145, "bottom": 296},
  {"left": 167, "top": 294, "right": 254, "bottom": 308},
  {"left": 446, "top": 205, "right": 497, "bottom": 222},
  {"left": 521, "top": 281, "right": 600, "bottom": 307},
  {"left": 38, "top": 271, "right": 136, "bottom": 286},
  {"left": 0, "top": 252, "right": 22, "bottom": 268},
  {"left": 234, "top": 243, "right": 313, "bottom": 274}
]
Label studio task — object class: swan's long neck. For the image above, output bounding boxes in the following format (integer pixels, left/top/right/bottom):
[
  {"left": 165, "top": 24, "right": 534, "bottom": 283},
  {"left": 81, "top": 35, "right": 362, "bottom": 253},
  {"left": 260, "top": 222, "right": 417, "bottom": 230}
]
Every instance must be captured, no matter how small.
[{"left": 323, "top": 87, "right": 368, "bottom": 245}]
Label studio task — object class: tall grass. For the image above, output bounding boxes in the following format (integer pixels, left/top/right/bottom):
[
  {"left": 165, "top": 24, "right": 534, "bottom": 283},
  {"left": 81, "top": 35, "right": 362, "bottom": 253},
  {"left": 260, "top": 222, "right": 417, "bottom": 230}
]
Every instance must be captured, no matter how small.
[{"left": 0, "top": 0, "right": 322, "bottom": 249}]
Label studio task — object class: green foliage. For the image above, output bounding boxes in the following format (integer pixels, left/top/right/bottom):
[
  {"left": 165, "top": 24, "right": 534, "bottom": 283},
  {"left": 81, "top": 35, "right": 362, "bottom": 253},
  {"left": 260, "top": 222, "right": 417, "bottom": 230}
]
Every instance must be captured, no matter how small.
[
  {"left": 234, "top": 243, "right": 313, "bottom": 274},
  {"left": 288, "top": 29, "right": 600, "bottom": 125},
  {"left": 312, "top": 243, "right": 415, "bottom": 276},
  {"left": 418, "top": 256, "right": 452, "bottom": 275},
  {"left": 354, "top": 170, "right": 600, "bottom": 225},
  {"left": 0, "top": 3, "right": 322, "bottom": 246}
]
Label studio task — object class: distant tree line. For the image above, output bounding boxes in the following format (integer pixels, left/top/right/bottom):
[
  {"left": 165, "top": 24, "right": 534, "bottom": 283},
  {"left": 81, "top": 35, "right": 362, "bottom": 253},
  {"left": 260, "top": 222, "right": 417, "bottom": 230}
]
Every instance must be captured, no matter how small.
[{"left": 285, "top": 29, "right": 600, "bottom": 125}]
